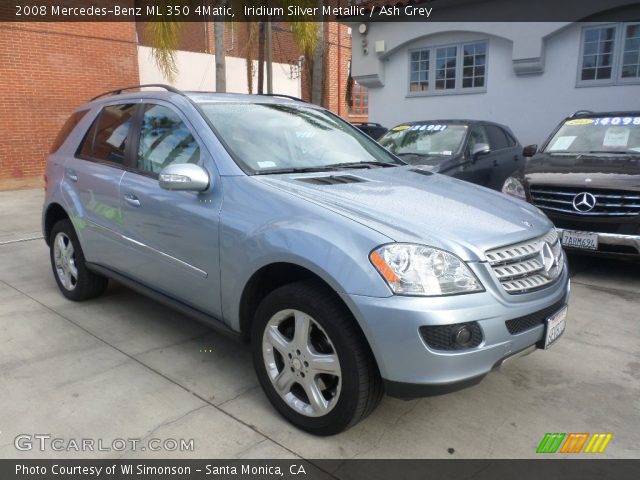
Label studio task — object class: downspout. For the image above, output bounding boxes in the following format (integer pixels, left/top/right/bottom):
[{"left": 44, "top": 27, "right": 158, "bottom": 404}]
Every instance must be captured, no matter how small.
[{"left": 337, "top": 26, "right": 341, "bottom": 116}]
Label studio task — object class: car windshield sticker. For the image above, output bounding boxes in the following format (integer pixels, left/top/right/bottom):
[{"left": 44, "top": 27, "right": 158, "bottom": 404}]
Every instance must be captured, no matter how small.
[
  {"left": 442, "top": 150, "right": 453, "bottom": 155},
  {"left": 549, "top": 136, "right": 576, "bottom": 151},
  {"left": 565, "top": 118, "right": 594, "bottom": 126},
  {"left": 594, "top": 117, "right": 640, "bottom": 126},
  {"left": 391, "top": 125, "right": 410, "bottom": 131},
  {"left": 257, "top": 160, "right": 277, "bottom": 168},
  {"left": 410, "top": 124, "right": 448, "bottom": 132},
  {"left": 603, "top": 127, "right": 630, "bottom": 147}
]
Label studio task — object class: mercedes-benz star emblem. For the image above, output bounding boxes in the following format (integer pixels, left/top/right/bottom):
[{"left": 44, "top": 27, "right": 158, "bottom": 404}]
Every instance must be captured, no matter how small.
[
  {"left": 540, "top": 242, "right": 557, "bottom": 276},
  {"left": 572, "top": 192, "right": 597, "bottom": 213}
]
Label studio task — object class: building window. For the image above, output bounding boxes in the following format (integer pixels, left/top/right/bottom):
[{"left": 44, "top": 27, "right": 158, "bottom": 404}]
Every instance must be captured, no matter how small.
[
  {"left": 462, "top": 42, "right": 486, "bottom": 88},
  {"left": 350, "top": 80, "right": 368, "bottom": 115},
  {"left": 578, "top": 22, "right": 640, "bottom": 85},
  {"left": 408, "top": 41, "right": 487, "bottom": 95},
  {"left": 622, "top": 23, "right": 640, "bottom": 79},
  {"left": 580, "top": 26, "right": 615, "bottom": 81},
  {"left": 410, "top": 50, "right": 429, "bottom": 91},
  {"left": 435, "top": 46, "right": 457, "bottom": 90}
]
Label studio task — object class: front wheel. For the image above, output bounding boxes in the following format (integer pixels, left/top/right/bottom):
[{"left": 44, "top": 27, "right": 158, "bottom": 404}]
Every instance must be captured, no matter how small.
[{"left": 251, "top": 280, "right": 383, "bottom": 435}]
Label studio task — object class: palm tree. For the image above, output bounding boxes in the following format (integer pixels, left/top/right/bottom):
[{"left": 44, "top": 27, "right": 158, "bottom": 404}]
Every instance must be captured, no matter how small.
[
  {"left": 143, "top": 1, "right": 227, "bottom": 93},
  {"left": 144, "top": 20, "right": 182, "bottom": 82},
  {"left": 285, "top": 1, "right": 325, "bottom": 105},
  {"left": 214, "top": 2, "right": 227, "bottom": 92}
]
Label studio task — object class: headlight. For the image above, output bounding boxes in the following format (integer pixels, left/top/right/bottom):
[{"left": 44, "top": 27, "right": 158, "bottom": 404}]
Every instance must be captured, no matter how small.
[
  {"left": 369, "top": 244, "right": 484, "bottom": 296},
  {"left": 502, "top": 176, "right": 526, "bottom": 200}
]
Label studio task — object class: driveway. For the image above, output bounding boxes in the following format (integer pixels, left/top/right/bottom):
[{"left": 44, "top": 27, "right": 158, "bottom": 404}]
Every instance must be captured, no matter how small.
[{"left": 1, "top": 189, "right": 638, "bottom": 459}]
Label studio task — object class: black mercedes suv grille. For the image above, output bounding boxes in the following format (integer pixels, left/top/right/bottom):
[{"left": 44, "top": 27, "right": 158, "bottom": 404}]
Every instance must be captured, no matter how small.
[{"left": 530, "top": 186, "right": 640, "bottom": 217}]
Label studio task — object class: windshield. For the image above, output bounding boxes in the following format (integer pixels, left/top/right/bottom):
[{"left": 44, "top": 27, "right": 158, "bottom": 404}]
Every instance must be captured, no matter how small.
[
  {"left": 378, "top": 123, "right": 467, "bottom": 156},
  {"left": 545, "top": 116, "right": 640, "bottom": 154},
  {"left": 198, "top": 102, "right": 403, "bottom": 173}
]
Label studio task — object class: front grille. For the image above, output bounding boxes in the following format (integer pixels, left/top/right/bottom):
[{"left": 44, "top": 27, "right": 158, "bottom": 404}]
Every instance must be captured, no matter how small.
[
  {"left": 485, "top": 230, "right": 564, "bottom": 294},
  {"left": 505, "top": 299, "right": 567, "bottom": 335},
  {"left": 530, "top": 185, "right": 640, "bottom": 217},
  {"left": 419, "top": 322, "right": 483, "bottom": 351},
  {"left": 551, "top": 218, "right": 623, "bottom": 234}
]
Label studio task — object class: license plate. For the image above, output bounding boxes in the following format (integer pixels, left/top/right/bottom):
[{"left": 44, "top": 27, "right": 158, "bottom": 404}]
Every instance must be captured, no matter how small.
[
  {"left": 561, "top": 230, "right": 598, "bottom": 250},
  {"left": 544, "top": 306, "right": 567, "bottom": 349}
]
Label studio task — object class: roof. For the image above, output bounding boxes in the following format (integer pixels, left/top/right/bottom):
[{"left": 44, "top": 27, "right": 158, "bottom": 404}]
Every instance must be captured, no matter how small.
[
  {"left": 571, "top": 111, "right": 640, "bottom": 118},
  {"left": 390, "top": 119, "right": 507, "bottom": 127},
  {"left": 86, "top": 84, "right": 309, "bottom": 108}
]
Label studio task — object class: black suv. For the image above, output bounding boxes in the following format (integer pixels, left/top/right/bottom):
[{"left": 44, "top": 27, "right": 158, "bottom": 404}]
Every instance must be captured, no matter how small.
[
  {"left": 502, "top": 111, "right": 640, "bottom": 258},
  {"left": 351, "top": 122, "right": 387, "bottom": 140}
]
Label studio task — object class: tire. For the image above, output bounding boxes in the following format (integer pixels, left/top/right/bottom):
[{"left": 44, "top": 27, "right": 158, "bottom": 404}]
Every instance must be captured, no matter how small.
[
  {"left": 251, "top": 280, "right": 383, "bottom": 435},
  {"left": 49, "top": 219, "right": 108, "bottom": 301}
]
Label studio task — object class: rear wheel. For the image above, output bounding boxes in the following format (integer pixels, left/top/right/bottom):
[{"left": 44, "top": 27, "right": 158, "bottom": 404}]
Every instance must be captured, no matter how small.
[
  {"left": 251, "top": 280, "right": 383, "bottom": 435},
  {"left": 49, "top": 219, "right": 108, "bottom": 301}
]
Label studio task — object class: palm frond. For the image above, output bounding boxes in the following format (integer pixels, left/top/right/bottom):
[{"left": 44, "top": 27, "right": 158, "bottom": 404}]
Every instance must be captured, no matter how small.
[{"left": 143, "top": 20, "right": 183, "bottom": 82}]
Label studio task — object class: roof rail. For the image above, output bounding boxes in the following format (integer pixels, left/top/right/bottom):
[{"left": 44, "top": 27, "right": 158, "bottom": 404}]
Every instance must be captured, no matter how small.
[
  {"left": 258, "top": 93, "right": 307, "bottom": 103},
  {"left": 570, "top": 110, "right": 594, "bottom": 118},
  {"left": 90, "top": 84, "right": 183, "bottom": 102}
]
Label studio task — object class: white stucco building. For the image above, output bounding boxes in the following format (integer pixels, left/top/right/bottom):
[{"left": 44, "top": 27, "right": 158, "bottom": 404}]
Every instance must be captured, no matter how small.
[{"left": 344, "top": 1, "right": 640, "bottom": 146}]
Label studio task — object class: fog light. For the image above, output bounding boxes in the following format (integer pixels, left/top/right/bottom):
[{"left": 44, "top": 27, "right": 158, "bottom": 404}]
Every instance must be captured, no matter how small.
[{"left": 453, "top": 326, "right": 473, "bottom": 346}]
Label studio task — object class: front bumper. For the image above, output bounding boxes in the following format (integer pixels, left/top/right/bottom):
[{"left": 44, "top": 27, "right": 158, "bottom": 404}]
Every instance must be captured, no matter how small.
[
  {"left": 340, "top": 263, "right": 570, "bottom": 398},
  {"left": 557, "top": 228, "right": 640, "bottom": 256}
]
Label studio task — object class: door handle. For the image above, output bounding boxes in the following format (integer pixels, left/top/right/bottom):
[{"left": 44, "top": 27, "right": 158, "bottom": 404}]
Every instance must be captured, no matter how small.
[
  {"left": 492, "top": 159, "right": 498, "bottom": 167},
  {"left": 66, "top": 169, "right": 78, "bottom": 182},
  {"left": 123, "top": 193, "right": 141, "bottom": 208}
]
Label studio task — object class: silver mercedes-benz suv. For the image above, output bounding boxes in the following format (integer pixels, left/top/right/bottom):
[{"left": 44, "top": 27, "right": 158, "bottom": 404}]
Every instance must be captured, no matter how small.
[{"left": 43, "top": 85, "right": 570, "bottom": 435}]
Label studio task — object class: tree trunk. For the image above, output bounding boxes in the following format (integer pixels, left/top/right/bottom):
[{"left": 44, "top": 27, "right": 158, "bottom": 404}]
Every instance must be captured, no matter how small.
[
  {"left": 257, "top": 21, "right": 265, "bottom": 94},
  {"left": 311, "top": 22, "right": 324, "bottom": 106},
  {"left": 214, "top": 19, "right": 226, "bottom": 93}
]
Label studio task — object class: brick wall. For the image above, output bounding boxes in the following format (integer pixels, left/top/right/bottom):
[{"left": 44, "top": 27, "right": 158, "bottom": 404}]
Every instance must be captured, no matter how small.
[
  {"left": 0, "top": 20, "right": 364, "bottom": 184},
  {"left": 324, "top": 22, "right": 367, "bottom": 123},
  {"left": 0, "top": 22, "right": 139, "bottom": 181}
]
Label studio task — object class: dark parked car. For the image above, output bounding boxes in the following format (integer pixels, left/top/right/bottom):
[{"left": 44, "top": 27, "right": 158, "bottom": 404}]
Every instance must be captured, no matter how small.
[
  {"left": 502, "top": 111, "right": 640, "bottom": 257},
  {"left": 378, "top": 120, "right": 523, "bottom": 191},
  {"left": 352, "top": 122, "right": 387, "bottom": 140}
]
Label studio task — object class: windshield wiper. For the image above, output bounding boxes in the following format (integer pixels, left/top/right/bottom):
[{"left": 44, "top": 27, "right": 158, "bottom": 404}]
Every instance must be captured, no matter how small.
[
  {"left": 330, "top": 161, "right": 401, "bottom": 169},
  {"left": 396, "top": 152, "right": 443, "bottom": 158},
  {"left": 254, "top": 166, "right": 340, "bottom": 175},
  {"left": 586, "top": 150, "right": 639, "bottom": 155}
]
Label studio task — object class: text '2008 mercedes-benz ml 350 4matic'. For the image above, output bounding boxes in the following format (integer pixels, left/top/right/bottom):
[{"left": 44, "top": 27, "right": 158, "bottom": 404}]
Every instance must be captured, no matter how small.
[{"left": 43, "top": 85, "right": 570, "bottom": 435}]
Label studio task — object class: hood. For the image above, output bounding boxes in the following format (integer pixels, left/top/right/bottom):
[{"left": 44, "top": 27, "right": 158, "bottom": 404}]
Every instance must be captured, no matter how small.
[
  {"left": 255, "top": 166, "right": 552, "bottom": 262},
  {"left": 524, "top": 152, "right": 640, "bottom": 191}
]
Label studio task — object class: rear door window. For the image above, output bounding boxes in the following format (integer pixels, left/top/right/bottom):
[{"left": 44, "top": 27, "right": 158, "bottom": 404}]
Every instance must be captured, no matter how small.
[
  {"left": 78, "top": 104, "right": 137, "bottom": 165},
  {"left": 136, "top": 104, "right": 200, "bottom": 176},
  {"left": 485, "top": 125, "right": 510, "bottom": 151}
]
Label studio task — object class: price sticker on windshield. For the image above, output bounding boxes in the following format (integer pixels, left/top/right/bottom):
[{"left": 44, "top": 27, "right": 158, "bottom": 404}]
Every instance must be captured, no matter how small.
[
  {"left": 594, "top": 117, "right": 640, "bottom": 126},
  {"left": 414, "top": 124, "right": 447, "bottom": 132}
]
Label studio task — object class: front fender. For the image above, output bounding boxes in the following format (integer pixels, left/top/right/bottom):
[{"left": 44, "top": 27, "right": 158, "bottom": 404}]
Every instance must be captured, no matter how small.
[{"left": 218, "top": 176, "right": 394, "bottom": 331}]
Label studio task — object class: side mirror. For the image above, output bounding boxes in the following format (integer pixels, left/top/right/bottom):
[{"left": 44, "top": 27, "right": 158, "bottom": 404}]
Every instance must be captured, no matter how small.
[
  {"left": 522, "top": 144, "right": 538, "bottom": 157},
  {"left": 471, "top": 142, "right": 490, "bottom": 161},
  {"left": 158, "top": 164, "right": 210, "bottom": 192}
]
